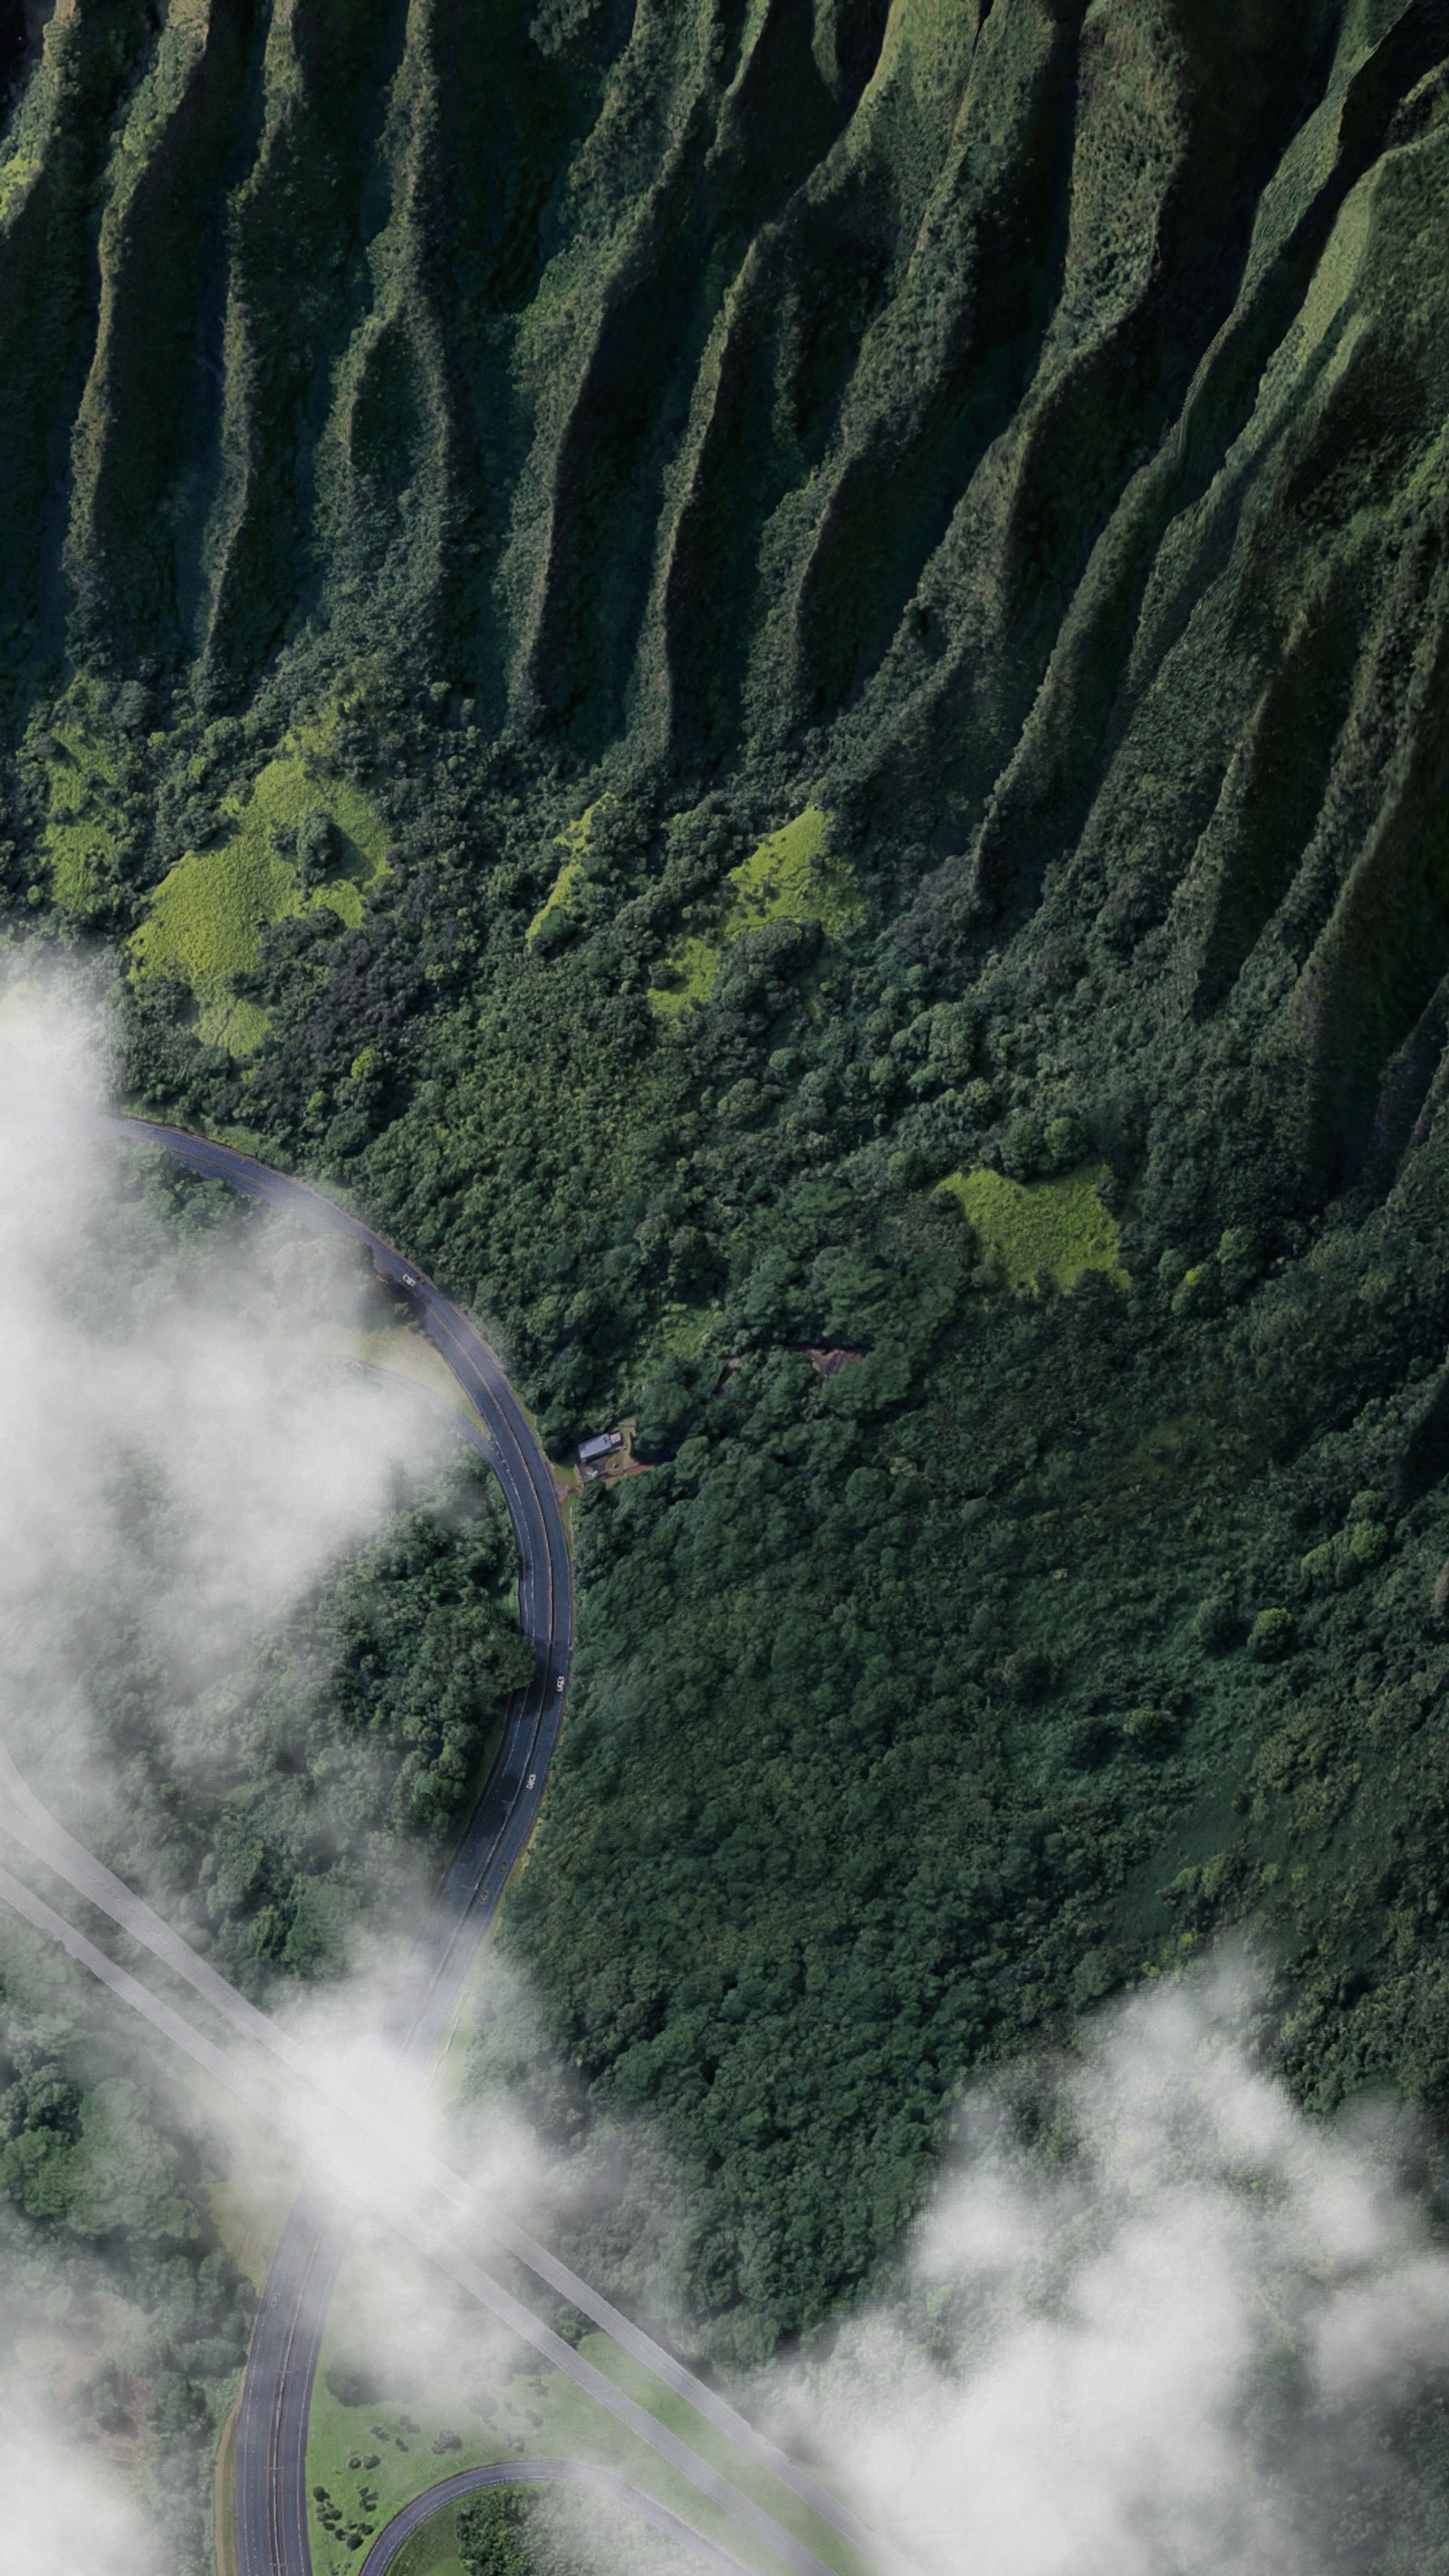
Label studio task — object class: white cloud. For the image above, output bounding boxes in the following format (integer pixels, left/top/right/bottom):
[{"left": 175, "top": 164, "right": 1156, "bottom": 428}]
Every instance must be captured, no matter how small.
[
  {"left": 8, "top": 984, "right": 1449, "bottom": 2576},
  {"left": 0, "top": 2403, "right": 152, "bottom": 2575},
  {"left": 782, "top": 1968, "right": 1449, "bottom": 2576},
  {"left": 0, "top": 983, "right": 446, "bottom": 1831}
]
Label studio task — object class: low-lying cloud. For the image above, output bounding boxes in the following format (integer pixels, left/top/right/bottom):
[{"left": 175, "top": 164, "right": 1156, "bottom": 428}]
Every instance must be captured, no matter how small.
[
  {"left": 6, "top": 985, "right": 1449, "bottom": 2576},
  {"left": 0, "top": 2398, "right": 151, "bottom": 2575},
  {"left": 0, "top": 982, "right": 461, "bottom": 2571},
  {"left": 0, "top": 984, "right": 446, "bottom": 1833},
  {"left": 785, "top": 1964, "right": 1449, "bottom": 2576}
]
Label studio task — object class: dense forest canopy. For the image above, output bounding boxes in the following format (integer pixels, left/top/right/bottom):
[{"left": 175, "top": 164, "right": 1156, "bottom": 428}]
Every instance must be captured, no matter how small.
[{"left": 6, "top": 0, "right": 1449, "bottom": 2533}]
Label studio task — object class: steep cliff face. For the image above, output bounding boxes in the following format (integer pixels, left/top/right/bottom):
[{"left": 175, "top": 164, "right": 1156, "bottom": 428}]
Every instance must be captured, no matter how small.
[{"left": 5, "top": 0, "right": 1449, "bottom": 1225}]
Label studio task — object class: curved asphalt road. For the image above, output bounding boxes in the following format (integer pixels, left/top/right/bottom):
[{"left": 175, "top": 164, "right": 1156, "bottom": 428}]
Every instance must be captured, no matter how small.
[
  {"left": 0, "top": 1119, "right": 905, "bottom": 2576},
  {"left": 0, "top": 1850, "right": 840, "bottom": 2576},
  {"left": 97, "top": 1118, "right": 575, "bottom": 2576},
  {"left": 359, "top": 2459, "right": 754, "bottom": 2576}
]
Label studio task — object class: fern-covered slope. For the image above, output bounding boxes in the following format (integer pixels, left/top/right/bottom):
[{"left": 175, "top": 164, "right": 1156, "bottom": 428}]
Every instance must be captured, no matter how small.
[{"left": 5, "top": 1, "right": 1449, "bottom": 1205}]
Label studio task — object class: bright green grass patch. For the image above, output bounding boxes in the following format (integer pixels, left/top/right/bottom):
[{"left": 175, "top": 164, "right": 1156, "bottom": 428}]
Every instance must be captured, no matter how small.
[
  {"left": 306, "top": 2241, "right": 867, "bottom": 2576},
  {"left": 526, "top": 799, "right": 606, "bottom": 945},
  {"left": 526, "top": 853, "right": 585, "bottom": 945},
  {"left": 49, "top": 716, "right": 120, "bottom": 789},
  {"left": 648, "top": 804, "right": 856, "bottom": 1018},
  {"left": 0, "top": 32, "right": 60, "bottom": 235},
  {"left": 131, "top": 741, "right": 388, "bottom": 1053},
  {"left": 42, "top": 749, "right": 125, "bottom": 916},
  {"left": 0, "top": 141, "right": 44, "bottom": 227},
  {"left": 728, "top": 803, "right": 832, "bottom": 910},
  {"left": 304, "top": 2320, "right": 509, "bottom": 2573},
  {"left": 942, "top": 1161, "right": 1127, "bottom": 1291},
  {"left": 389, "top": 2514, "right": 467, "bottom": 2576},
  {"left": 648, "top": 928, "right": 721, "bottom": 1016},
  {"left": 31, "top": 688, "right": 132, "bottom": 924}
]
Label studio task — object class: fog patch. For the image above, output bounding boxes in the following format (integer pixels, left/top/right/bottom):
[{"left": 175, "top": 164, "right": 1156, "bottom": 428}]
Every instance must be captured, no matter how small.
[
  {"left": 0, "top": 984, "right": 446, "bottom": 1870},
  {"left": 771, "top": 1963, "right": 1449, "bottom": 2576},
  {"left": 10, "top": 985, "right": 1449, "bottom": 2576},
  {"left": 0, "top": 2389, "right": 152, "bottom": 2574}
]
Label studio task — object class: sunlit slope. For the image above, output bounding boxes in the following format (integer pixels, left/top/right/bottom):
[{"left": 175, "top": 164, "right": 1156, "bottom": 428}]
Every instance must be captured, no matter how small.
[{"left": 5, "top": 0, "right": 1449, "bottom": 1189}]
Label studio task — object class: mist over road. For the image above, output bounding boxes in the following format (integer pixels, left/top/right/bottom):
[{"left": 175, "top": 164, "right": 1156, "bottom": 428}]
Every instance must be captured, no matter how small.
[
  {"left": 358, "top": 2457, "right": 757, "bottom": 2576},
  {"left": 0, "top": 1116, "right": 897, "bottom": 2576}
]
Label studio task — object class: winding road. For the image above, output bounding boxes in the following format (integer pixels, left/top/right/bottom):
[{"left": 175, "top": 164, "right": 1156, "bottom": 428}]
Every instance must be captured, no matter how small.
[
  {"left": 92, "top": 1119, "right": 577, "bottom": 2576},
  {"left": 0, "top": 1117, "right": 904, "bottom": 2576},
  {"left": 359, "top": 2458, "right": 755, "bottom": 2576}
]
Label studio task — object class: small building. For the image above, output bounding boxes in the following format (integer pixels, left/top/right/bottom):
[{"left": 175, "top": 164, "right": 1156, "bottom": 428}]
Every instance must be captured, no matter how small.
[
  {"left": 806, "top": 1346, "right": 865, "bottom": 1379},
  {"left": 577, "top": 1428, "right": 625, "bottom": 1481}
]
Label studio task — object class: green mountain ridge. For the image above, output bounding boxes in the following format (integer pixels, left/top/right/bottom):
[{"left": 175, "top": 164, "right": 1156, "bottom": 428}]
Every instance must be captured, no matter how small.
[
  {"left": 5, "top": 0, "right": 1449, "bottom": 1214},
  {"left": 12, "top": 0, "right": 1449, "bottom": 2528}
]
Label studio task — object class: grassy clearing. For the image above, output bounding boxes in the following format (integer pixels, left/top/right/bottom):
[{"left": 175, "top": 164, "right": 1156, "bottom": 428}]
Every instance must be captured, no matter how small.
[
  {"left": 215, "top": 2400, "right": 242, "bottom": 2576},
  {"left": 304, "top": 2306, "right": 657, "bottom": 2575},
  {"left": 525, "top": 801, "right": 604, "bottom": 946},
  {"left": 389, "top": 2509, "right": 468, "bottom": 2575},
  {"left": 648, "top": 805, "right": 857, "bottom": 1018},
  {"left": 0, "top": 14, "right": 62, "bottom": 234},
  {"left": 525, "top": 853, "right": 585, "bottom": 945},
  {"left": 0, "top": 138, "right": 44, "bottom": 227},
  {"left": 131, "top": 723, "right": 389, "bottom": 1051},
  {"left": 306, "top": 2238, "right": 868, "bottom": 2576},
  {"left": 573, "top": 2333, "right": 870, "bottom": 2576},
  {"left": 631, "top": 1299, "right": 716, "bottom": 1378},
  {"left": 33, "top": 696, "right": 131, "bottom": 922},
  {"left": 941, "top": 1162, "right": 1126, "bottom": 1290}
]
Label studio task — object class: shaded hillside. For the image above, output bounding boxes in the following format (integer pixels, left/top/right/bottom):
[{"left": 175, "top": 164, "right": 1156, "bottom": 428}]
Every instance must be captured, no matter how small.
[
  {"left": 2, "top": 2, "right": 1449, "bottom": 1206},
  {"left": 11, "top": 0, "right": 1449, "bottom": 2371}
]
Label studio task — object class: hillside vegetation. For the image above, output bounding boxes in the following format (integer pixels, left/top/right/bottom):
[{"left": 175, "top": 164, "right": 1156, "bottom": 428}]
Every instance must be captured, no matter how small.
[{"left": 8, "top": 0, "right": 1449, "bottom": 2390}]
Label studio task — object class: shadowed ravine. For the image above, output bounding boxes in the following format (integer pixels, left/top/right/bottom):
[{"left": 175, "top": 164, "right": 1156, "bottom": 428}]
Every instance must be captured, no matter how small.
[{"left": 5, "top": 4, "right": 1449, "bottom": 1194}]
